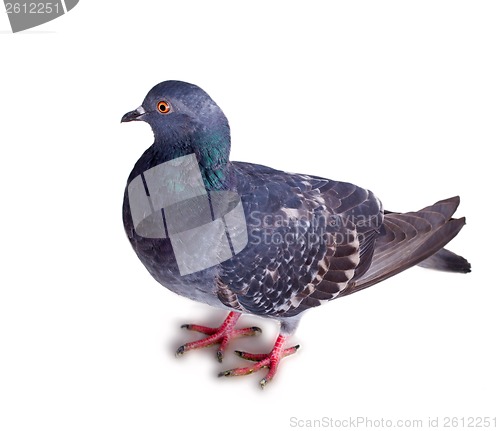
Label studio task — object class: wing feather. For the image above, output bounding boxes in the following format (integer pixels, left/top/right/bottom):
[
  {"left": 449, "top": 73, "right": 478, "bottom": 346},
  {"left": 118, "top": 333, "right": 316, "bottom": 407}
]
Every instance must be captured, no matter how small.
[
  {"left": 339, "top": 197, "right": 466, "bottom": 296},
  {"left": 217, "top": 162, "right": 383, "bottom": 317}
]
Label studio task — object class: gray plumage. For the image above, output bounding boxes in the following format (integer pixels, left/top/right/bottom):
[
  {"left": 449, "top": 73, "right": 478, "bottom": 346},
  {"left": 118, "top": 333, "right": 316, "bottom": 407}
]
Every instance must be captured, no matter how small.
[{"left": 122, "top": 80, "right": 470, "bottom": 352}]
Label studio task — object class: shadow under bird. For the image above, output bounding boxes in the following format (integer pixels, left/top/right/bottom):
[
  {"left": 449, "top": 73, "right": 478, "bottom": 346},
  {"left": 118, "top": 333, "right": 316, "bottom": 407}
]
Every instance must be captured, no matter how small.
[{"left": 121, "top": 80, "right": 471, "bottom": 388}]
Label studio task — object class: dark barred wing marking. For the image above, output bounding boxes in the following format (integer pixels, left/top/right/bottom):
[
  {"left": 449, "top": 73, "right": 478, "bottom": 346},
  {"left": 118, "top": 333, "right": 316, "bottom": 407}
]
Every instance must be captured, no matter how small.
[{"left": 217, "top": 162, "right": 383, "bottom": 318}]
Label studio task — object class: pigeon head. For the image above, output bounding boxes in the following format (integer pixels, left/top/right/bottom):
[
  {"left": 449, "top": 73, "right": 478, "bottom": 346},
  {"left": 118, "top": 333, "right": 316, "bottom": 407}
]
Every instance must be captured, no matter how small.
[{"left": 122, "top": 81, "right": 232, "bottom": 189}]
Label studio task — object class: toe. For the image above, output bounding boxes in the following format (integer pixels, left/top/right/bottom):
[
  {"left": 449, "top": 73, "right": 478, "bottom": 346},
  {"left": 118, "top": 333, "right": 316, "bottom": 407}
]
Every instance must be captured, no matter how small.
[{"left": 234, "top": 350, "right": 268, "bottom": 362}]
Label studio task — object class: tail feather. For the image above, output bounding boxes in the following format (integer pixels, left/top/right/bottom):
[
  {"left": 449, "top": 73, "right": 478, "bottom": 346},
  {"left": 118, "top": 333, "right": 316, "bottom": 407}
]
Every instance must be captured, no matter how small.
[
  {"left": 338, "top": 196, "right": 469, "bottom": 298},
  {"left": 418, "top": 248, "right": 471, "bottom": 273},
  {"left": 418, "top": 196, "right": 460, "bottom": 220}
]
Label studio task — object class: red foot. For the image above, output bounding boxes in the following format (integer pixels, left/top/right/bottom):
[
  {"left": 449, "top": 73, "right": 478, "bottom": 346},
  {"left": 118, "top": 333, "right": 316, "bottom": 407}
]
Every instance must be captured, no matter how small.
[
  {"left": 175, "top": 311, "right": 261, "bottom": 362},
  {"left": 218, "top": 334, "right": 299, "bottom": 388}
]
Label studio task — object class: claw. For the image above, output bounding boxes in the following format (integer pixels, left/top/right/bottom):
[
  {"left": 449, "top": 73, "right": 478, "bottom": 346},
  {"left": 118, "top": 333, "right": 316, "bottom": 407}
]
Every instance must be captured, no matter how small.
[
  {"left": 259, "top": 378, "right": 268, "bottom": 389},
  {"left": 175, "top": 345, "right": 185, "bottom": 357}
]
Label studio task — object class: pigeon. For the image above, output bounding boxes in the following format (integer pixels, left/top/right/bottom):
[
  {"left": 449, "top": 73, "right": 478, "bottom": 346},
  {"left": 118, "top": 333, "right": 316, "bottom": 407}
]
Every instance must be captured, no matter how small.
[{"left": 121, "top": 80, "right": 470, "bottom": 388}]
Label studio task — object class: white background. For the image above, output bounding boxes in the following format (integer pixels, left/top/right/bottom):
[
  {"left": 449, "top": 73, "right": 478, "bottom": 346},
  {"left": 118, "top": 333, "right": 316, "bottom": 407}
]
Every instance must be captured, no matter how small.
[{"left": 1, "top": 1, "right": 499, "bottom": 430}]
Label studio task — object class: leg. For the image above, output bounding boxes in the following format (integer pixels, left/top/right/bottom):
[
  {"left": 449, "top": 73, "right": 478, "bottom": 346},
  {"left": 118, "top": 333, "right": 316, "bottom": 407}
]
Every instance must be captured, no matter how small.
[{"left": 175, "top": 311, "right": 262, "bottom": 362}]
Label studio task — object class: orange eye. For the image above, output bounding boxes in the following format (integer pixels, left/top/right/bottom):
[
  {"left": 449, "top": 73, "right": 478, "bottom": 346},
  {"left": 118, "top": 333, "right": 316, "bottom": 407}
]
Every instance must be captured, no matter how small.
[{"left": 157, "top": 101, "right": 171, "bottom": 114}]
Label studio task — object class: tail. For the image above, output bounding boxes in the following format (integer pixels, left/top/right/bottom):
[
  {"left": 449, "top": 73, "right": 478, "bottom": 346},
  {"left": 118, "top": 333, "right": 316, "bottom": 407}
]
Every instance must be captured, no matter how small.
[{"left": 339, "top": 196, "right": 470, "bottom": 297}]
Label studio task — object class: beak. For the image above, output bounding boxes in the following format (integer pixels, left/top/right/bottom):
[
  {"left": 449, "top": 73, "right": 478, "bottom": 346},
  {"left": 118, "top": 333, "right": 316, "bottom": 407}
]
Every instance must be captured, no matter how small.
[{"left": 121, "top": 106, "right": 146, "bottom": 123}]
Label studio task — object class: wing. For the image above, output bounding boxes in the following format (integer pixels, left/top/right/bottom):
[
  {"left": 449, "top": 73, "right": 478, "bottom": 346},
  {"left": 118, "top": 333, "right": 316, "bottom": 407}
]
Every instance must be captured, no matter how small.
[{"left": 216, "top": 162, "right": 383, "bottom": 318}]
